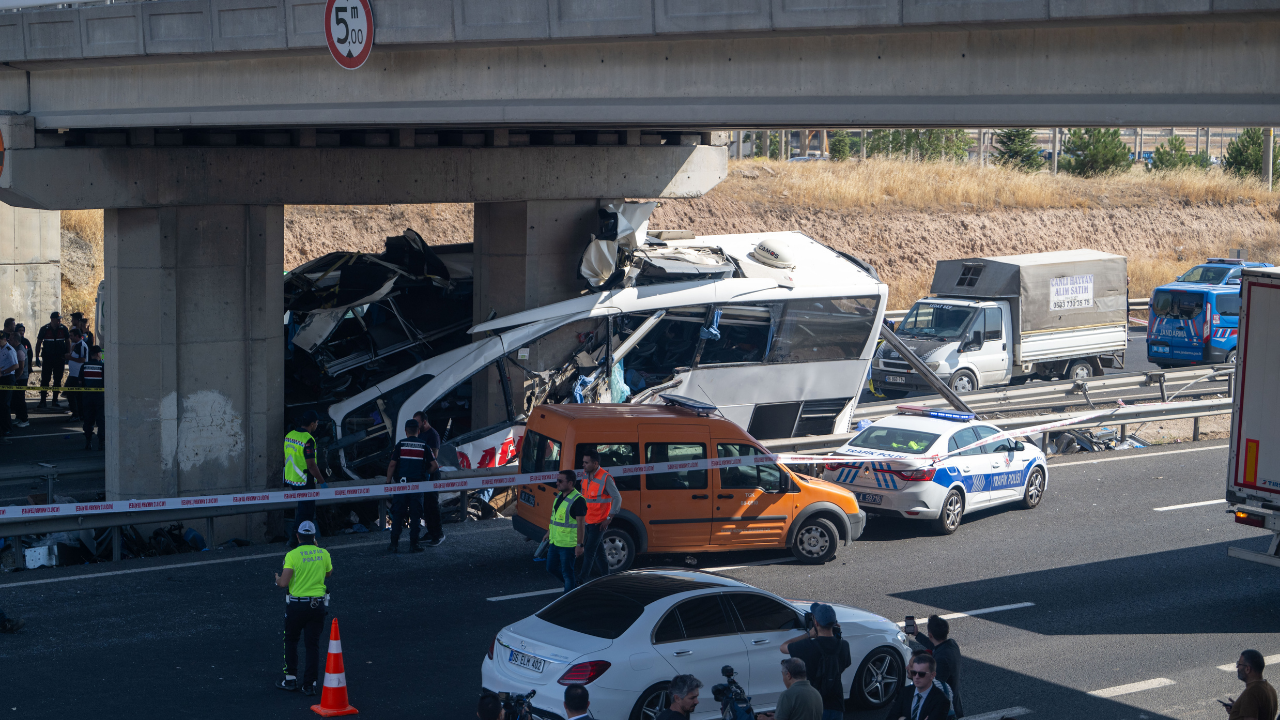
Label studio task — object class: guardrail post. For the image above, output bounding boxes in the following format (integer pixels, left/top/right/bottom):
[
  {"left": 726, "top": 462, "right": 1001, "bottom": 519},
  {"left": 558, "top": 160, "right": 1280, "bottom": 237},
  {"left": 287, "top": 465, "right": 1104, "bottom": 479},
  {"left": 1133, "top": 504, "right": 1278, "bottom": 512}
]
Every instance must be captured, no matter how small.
[
  {"left": 112, "top": 527, "right": 121, "bottom": 562},
  {"left": 1120, "top": 424, "right": 1127, "bottom": 442},
  {"left": 205, "top": 517, "right": 215, "bottom": 549},
  {"left": 38, "top": 463, "right": 56, "bottom": 503},
  {"left": 1042, "top": 432, "right": 1051, "bottom": 455},
  {"left": 1193, "top": 417, "right": 1201, "bottom": 441},
  {"left": 8, "top": 536, "right": 23, "bottom": 570}
]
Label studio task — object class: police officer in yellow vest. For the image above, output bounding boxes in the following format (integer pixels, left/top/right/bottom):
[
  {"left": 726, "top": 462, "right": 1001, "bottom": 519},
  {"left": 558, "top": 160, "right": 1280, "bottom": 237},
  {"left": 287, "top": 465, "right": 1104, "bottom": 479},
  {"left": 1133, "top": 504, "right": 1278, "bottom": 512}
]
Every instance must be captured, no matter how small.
[
  {"left": 541, "top": 469, "right": 587, "bottom": 593},
  {"left": 284, "top": 410, "right": 323, "bottom": 544}
]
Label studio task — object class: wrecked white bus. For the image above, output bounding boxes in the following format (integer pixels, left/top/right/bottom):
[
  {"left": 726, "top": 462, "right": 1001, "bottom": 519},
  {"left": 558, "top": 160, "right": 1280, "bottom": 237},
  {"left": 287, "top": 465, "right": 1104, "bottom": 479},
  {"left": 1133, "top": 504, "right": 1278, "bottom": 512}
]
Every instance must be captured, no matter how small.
[{"left": 318, "top": 222, "right": 887, "bottom": 481}]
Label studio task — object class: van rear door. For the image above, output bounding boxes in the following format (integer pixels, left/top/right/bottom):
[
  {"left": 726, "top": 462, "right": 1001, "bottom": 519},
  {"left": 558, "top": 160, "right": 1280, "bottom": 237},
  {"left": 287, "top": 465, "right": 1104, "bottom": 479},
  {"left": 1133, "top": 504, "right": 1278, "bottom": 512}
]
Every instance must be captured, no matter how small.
[
  {"left": 1149, "top": 289, "right": 1208, "bottom": 362},
  {"left": 639, "top": 424, "right": 713, "bottom": 549}
]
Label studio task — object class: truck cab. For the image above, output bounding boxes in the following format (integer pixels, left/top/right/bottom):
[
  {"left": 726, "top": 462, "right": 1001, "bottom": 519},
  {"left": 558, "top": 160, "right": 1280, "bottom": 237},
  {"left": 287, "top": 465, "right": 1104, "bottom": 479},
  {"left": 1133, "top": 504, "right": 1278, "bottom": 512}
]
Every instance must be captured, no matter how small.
[
  {"left": 873, "top": 298, "right": 1014, "bottom": 394},
  {"left": 1146, "top": 283, "right": 1242, "bottom": 367}
]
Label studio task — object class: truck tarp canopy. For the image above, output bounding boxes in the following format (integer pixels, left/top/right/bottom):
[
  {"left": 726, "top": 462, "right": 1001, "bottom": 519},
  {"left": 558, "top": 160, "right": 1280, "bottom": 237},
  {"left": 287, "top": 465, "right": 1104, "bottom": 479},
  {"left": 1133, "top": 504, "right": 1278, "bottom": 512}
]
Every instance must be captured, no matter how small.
[{"left": 931, "top": 249, "right": 1127, "bottom": 333}]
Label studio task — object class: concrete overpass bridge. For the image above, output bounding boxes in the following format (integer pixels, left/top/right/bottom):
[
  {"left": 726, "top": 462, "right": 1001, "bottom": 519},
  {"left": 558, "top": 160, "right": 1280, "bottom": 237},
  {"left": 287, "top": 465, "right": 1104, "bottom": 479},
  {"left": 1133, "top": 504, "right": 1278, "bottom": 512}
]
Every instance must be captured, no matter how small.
[{"left": 0, "top": 0, "right": 1276, "bottom": 541}]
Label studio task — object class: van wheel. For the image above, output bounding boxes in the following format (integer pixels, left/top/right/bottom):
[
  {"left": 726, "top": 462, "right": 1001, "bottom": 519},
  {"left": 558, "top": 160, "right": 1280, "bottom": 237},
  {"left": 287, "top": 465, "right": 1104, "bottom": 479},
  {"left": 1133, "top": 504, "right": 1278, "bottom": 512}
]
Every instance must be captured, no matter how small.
[
  {"left": 932, "top": 489, "right": 965, "bottom": 535},
  {"left": 1067, "top": 360, "right": 1093, "bottom": 380},
  {"left": 1227, "top": 350, "right": 1238, "bottom": 365},
  {"left": 791, "top": 517, "right": 839, "bottom": 564},
  {"left": 1021, "top": 467, "right": 1046, "bottom": 509},
  {"left": 948, "top": 370, "right": 978, "bottom": 393},
  {"left": 850, "top": 646, "right": 905, "bottom": 709},
  {"left": 629, "top": 682, "right": 671, "bottom": 720},
  {"left": 598, "top": 527, "right": 636, "bottom": 574}
]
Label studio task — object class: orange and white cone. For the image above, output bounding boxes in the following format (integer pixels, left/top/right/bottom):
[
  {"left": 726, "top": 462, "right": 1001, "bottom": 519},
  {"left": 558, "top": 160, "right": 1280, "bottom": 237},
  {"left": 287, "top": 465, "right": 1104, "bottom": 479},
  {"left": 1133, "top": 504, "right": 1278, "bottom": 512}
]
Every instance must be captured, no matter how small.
[{"left": 311, "top": 618, "right": 359, "bottom": 717}]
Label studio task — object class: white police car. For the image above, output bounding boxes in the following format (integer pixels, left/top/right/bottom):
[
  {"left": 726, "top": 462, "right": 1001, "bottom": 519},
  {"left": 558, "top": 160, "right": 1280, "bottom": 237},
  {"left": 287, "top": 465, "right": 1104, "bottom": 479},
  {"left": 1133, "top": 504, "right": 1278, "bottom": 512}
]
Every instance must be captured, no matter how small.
[{"left": 822, "top": 406, "right": 1047, "bottom": 534}]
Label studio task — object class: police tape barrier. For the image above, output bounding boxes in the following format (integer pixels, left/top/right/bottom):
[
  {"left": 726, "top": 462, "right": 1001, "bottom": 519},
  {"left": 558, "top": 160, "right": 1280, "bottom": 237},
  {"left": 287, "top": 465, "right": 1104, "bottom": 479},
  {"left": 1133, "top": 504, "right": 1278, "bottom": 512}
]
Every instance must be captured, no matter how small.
[
  {"left": 0, "top": 403, "right": 1180, "bottom": 522},
  {"left": 0, "top": 385, "right": 103, "bottom": 391}
]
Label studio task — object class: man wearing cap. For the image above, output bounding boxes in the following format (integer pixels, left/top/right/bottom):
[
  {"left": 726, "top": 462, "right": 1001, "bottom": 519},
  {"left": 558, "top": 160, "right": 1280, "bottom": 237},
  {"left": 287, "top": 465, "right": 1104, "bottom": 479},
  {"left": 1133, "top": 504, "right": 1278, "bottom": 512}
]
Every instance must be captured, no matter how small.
[
  {"left": 78, "top": 345, "right": 105, "bottom": 451},
  {"left": 385, "top": 418, "right": 437, "bottom": 553},
  {"left": 781, "top": 603, "right": 852, "bottom": 720},
  {"left": 284, "top": 411, "right": 324, "bottom": 544},
  {"left": 274, "top": 520, "right": 332, "bottom": 696},
  {"left": 34, "top": 311, "right": 69, "bottom": 408}
]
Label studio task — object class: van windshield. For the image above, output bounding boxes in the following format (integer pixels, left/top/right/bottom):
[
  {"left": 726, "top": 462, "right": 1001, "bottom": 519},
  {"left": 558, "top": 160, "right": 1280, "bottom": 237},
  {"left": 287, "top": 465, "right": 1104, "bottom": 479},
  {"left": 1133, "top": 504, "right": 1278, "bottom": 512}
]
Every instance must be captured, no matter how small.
[
  {"left": 1152, "top": 290, "right": 1205, "bottom": 320},
  {"left": 899, "top": 303, "right": 980, "bottom": 341}
]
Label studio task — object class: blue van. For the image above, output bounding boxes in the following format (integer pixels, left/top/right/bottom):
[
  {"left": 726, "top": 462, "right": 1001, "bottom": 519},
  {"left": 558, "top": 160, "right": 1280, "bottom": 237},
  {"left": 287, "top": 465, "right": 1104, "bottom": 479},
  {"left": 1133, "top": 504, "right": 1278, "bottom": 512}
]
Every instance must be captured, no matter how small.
[{"left": 1146, "top": 285, "right": 1240, "bottom": 367}]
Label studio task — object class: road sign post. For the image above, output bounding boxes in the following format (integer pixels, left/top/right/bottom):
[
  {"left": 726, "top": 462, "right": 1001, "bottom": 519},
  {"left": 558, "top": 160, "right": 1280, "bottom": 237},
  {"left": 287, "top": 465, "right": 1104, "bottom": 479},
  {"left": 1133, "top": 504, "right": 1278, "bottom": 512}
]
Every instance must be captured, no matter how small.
[{"left": 325, "top": 0, "right": 374, "bottom": 70}]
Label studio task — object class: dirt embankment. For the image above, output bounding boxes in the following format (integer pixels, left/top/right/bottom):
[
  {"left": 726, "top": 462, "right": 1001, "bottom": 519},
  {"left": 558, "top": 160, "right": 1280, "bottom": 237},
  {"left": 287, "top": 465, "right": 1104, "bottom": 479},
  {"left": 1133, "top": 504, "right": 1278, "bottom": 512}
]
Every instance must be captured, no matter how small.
[{"left": 284, "top": 204, "right": 473, "bottom": 269}]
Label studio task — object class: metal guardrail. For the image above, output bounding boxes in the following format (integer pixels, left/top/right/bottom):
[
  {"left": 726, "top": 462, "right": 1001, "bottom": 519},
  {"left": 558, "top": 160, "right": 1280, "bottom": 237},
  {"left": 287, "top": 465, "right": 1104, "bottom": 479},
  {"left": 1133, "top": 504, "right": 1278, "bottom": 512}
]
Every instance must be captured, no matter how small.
[{"left": 884, "top": 298, "right": 1151, "bottom": 322}]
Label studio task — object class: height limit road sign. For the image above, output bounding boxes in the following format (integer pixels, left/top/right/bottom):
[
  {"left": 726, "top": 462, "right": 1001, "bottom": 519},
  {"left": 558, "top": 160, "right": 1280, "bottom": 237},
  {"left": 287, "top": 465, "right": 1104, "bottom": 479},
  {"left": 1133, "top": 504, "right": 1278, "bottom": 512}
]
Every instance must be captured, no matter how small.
[{"left": 325, "top": 0, "right": 373, "bottom": 70}]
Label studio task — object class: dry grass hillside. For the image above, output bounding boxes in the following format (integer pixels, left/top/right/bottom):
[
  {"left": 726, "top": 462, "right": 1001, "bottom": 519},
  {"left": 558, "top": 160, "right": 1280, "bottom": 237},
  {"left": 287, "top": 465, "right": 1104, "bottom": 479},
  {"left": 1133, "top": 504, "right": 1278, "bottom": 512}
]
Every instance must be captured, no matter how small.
[{"left": 55, "top": 158, "right": 1280, "bottom": 330}]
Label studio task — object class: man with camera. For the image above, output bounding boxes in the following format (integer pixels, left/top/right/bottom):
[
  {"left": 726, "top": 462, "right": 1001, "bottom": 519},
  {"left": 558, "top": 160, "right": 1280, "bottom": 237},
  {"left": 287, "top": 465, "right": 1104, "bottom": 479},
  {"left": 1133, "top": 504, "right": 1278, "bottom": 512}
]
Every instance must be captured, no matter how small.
[{"left": 780, "top": 603, "right": 852, "bottom": 720}]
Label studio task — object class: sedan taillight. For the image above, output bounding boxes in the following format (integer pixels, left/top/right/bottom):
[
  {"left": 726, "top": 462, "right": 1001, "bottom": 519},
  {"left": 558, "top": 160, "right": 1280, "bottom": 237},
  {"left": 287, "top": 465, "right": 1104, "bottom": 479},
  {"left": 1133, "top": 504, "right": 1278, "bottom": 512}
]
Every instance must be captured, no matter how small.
[
  {"left": 895, "top": 468, "right": 936, "bottom": 482},
  {"left": 558, "top": 661, "right": 611, "bottom": 685}
]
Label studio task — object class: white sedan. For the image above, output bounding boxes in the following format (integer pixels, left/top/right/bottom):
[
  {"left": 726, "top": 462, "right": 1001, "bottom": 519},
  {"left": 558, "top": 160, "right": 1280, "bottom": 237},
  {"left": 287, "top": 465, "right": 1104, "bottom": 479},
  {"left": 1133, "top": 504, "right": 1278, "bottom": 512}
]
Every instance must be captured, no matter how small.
[
  {"left": 822, "top": 406, "right": 1048, "bottom": 534},
  {"left": 480, "top": 570, "right": 912, "bottom": 720}
]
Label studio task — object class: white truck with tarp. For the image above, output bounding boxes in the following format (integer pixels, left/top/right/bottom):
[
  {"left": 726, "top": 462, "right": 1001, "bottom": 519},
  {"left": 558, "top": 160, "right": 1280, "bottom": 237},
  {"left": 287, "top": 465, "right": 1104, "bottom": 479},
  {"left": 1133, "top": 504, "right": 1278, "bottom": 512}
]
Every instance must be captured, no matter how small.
[
  {"left": 870, "top": 249, "right": 1129, "bottom": 397},
  {"left": 1225, "top": 266, "right": 1280, "bottom": 567}
]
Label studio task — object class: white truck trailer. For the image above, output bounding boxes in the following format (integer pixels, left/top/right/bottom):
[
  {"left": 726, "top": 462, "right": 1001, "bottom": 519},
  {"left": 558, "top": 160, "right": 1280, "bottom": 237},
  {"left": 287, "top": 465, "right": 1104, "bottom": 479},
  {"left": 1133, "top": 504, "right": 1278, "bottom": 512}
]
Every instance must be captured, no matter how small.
[
  {"left": 1225, "top": 266, "right": 1280, "bottom": 566},
  {"left": 870, "top": 249, "right": 1130, "bottom": 396}
]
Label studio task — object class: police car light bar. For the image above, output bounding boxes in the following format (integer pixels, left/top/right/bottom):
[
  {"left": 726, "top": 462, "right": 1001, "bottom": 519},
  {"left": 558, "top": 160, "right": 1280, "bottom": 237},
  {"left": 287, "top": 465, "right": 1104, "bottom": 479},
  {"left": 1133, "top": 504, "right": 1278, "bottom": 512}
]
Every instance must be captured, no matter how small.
[
  {"left": 896, "top": 405, "right": 975, "bottom": 422},
  {"left": 1207, "top": 258, "right": 1248, "bottom": 265}
]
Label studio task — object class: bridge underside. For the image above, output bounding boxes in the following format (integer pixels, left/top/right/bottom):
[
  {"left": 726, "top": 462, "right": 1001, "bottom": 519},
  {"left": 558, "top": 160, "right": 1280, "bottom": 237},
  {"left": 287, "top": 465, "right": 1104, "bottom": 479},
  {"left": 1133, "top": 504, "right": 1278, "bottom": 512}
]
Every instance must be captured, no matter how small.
[{"left": 2, "top": 16, "right": 1279, "bottom": 129}]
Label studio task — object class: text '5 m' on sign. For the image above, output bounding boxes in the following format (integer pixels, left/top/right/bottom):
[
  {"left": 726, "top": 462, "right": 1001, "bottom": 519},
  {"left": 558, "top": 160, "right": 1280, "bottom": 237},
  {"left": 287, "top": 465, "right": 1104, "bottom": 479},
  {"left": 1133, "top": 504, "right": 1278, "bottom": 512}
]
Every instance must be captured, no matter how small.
[{"left": 325, "top": 0, "right": 374, "bottom": 70}]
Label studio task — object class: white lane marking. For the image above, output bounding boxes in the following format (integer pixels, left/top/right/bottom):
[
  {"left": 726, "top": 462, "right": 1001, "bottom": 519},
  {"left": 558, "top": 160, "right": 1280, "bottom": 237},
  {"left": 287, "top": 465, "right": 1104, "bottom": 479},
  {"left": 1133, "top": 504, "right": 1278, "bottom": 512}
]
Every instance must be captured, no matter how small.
[
  {"left": 487, "top": 588, "right": 563, "bottom": 602},
  {"left": 965, "top": 708, "right": 1033, "bottom": 720},
  {"left": 895, "top": 602, "right": 1034, "bottom": 627},
  {"left": 0, "top": 523, "right": 511, "bottom": 589},
  {"left": 1051, "top": 445, "right": 1226, "bottom": 468},
  {"left": 704, "top": 558, "right": 796, "bottom": 572},
  {"left": 1218, "top": 654, "right": 1280, "bottom": 671},
  {"left": 1088, "top": 678, "right": 1176, "bottom": 698},
  {"left": 1155, "top": 499, "right": 1228, "bottom": 512}
]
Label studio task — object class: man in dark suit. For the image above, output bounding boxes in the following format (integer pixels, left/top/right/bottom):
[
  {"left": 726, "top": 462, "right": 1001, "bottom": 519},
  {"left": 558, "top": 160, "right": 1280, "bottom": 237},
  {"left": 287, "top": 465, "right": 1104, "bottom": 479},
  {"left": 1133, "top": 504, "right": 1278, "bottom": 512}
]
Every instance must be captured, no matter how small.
[{"left": 891, "top": 655, "right": 950, "bottom": 720}]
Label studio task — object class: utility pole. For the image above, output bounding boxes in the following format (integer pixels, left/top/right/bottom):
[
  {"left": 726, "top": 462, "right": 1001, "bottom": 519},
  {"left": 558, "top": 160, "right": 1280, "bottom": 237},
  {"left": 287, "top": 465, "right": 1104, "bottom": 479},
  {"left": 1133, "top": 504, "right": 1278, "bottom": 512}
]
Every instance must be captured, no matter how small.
[
  {"left": 1266, "top": 128, "right": 1275, "bottom": 192},
  {"left": 861, "top": 129, "right": 867, "bottom": 160},
  {"left": 1052, "top": 128, "right": 1060, "bottom": 175},
  {"left": 1137, "top": 127, "right": 1143, "bottom": 163},
  {"left": 1195, "top": 127, "right": 1200, "bottom": 155},
  {"left": 821, "top": 129, "right": 828, "bottom": 158}
]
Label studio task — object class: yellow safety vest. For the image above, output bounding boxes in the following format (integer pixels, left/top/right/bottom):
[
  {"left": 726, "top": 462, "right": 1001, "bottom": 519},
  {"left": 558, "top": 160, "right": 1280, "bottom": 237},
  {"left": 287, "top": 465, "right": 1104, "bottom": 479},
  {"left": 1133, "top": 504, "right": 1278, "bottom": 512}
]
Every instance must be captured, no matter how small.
[
  {"left": 549, "top": 489, "right": 583, "bottom": 548},
  {"left": 284, "top": 429, "right": 314, "bottom": 487}
]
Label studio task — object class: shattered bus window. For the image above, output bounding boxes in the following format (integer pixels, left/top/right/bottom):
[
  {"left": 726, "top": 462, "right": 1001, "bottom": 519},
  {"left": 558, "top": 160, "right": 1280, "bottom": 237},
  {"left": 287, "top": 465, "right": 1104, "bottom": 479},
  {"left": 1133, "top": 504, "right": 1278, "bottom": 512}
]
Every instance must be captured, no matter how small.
[
  {"left": 620, "top": 307, "right": 706, "bottom": 391},
  {"left": 696, "top": 305, "right": 772, "bottom": 365}
]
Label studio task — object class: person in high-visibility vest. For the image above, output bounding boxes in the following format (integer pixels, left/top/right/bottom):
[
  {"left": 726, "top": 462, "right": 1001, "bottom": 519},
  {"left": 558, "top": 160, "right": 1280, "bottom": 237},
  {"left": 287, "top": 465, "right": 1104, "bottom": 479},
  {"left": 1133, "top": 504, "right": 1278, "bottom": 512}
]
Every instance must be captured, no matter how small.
[
  {"left": 284, "top": 410, "right": 323, "bottom": 544},
  {"left": 579, "top": 448, "right": 621, "bottom": 582},
  {"left": 273, "top": 520, "right": 331, "bottom": 696},
  {"left": 541, "top": 469, "right": 587, "bottom": 593}
]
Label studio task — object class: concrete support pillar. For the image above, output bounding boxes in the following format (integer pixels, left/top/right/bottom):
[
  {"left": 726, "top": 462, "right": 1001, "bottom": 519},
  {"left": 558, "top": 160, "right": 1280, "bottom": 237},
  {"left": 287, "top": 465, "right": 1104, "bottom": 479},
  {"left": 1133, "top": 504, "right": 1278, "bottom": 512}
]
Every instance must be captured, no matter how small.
[
  {"left": 104, "top": 205, "right": 284, "bottom": 540},
  {"left": 0, "top": 203, "right": 61, "bottom": 332},
  {"left": 471, "top": 199, "right": 601, "bottom": 427}
]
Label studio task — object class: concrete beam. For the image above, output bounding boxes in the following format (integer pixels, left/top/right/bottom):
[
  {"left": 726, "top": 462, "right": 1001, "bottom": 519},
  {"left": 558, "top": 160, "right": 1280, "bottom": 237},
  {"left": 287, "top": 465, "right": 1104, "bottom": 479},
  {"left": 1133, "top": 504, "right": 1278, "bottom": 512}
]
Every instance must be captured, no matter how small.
[
  {"left": 0, "top": 144, "right": 727, "bottom": 211},
  {"left": 6, "top": 18, "right": 1280, "bottom": 128}
]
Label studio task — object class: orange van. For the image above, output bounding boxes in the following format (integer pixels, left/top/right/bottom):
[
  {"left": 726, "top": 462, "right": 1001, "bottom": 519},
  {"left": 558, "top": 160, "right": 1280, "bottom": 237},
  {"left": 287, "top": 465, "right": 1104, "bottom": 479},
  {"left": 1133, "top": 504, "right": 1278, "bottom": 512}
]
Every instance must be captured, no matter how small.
[{"left": 511, "top": 402, "right": 864, "bottom": 572}]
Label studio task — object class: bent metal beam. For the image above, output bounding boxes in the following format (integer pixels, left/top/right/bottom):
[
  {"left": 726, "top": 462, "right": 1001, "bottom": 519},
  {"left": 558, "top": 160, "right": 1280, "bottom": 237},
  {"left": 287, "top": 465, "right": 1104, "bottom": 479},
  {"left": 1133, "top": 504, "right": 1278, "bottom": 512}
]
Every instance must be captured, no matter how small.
[{"left": 0, "top": 144, "right": 728, "bottom": 211}]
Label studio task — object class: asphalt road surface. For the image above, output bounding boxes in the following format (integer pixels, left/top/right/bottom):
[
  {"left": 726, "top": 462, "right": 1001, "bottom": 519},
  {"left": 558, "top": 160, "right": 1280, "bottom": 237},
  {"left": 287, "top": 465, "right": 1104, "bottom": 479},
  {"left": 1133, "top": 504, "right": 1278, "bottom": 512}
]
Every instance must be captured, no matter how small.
[{"left": 1, "top": 438, "right": 1271, "bottom": 720}]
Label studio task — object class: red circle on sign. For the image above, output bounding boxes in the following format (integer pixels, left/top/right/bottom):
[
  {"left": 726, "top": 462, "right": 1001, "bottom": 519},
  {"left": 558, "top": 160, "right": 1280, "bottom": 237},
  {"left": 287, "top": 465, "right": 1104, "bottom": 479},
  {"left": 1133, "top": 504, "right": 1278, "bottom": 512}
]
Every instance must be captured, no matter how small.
[{"left": 324, "top": 0, "right": 374, "bottom": 70}]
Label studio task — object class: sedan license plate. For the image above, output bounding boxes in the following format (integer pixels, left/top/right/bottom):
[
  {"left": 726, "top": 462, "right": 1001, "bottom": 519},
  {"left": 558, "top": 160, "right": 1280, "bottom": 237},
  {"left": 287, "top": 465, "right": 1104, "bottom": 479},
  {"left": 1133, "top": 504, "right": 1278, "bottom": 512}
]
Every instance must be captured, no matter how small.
[
  {"left": 884, "top": 375, "right": 906, "bottom": 384},
  {"left": 855, "top": 492, "right": 883, "bottom": 505},
  {"left": 519, "top": 490, "right": 536, "bottom": 507},
  {"left": 508, "top": 649, "right": 545, "bottom": 673}
]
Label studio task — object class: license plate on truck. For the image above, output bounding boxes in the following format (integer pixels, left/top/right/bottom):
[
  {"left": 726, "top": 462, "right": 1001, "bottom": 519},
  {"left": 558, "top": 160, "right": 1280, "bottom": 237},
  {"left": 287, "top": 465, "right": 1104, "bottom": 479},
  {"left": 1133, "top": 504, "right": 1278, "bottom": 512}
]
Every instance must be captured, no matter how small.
[
  {"left": 885, "top": 375, "right": 906, "bottom": 383},
  {"left": 509, "top": 649, "right": 545, "bottom": 673},
  {"left": 856, "top": 492, "right": 883, "bottom": 505},
  {"left": 519, "top": 490, "right": 536, "bottom": 507}
]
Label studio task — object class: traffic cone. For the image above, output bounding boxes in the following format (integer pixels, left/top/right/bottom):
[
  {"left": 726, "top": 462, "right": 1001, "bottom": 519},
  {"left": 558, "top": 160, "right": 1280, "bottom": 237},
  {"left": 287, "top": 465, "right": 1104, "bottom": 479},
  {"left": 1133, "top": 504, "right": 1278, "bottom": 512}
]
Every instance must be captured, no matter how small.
[{"left": 311, "top": 618, "right": 359, "bottom": 717}]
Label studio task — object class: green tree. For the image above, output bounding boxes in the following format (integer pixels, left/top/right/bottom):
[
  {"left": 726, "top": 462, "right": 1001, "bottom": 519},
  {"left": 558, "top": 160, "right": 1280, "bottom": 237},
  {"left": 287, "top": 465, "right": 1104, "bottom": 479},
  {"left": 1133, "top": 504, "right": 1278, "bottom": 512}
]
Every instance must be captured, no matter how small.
[
  {"left": 1060, "top": 128, "right": 1132, "bottom": 177},
  {"left": 1223, "top": 128, "right": 1279, "bottom": 180},
  {"left": 863, "top": 128, "right": 969, "bottom": 161},
  {"left": 829, "top": 130, "right": 851, "bottom": 161},
  {"left": 991, "top": 128, "right": 1045, "bottom": 172},
  {"left": 769, "top": 132, "right": 781, "bottom": 160},
  {"left": 1150, "top": 135, "right": 1199, "bottom": 171}
]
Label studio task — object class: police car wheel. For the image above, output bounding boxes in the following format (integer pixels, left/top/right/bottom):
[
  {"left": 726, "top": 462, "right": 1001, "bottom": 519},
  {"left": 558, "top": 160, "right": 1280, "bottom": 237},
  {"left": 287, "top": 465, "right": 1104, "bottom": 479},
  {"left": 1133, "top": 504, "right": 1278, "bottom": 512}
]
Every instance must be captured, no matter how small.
[
  {"left": 932, "top": 489, "right": 965, "bottom": 535},
  {"left": 1021, "top": 467, "right": 1045, "bottom": 509},
  {"left": 791, "top": 517, "right": 839, "bottom": 564},
  {"left": 948, "top": 370, "right": 977, "bottom": 394},
  {"left": 629, "top": 682, "right": 671, "bottom": 720}
]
